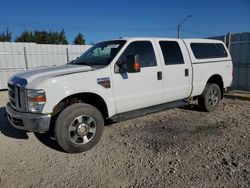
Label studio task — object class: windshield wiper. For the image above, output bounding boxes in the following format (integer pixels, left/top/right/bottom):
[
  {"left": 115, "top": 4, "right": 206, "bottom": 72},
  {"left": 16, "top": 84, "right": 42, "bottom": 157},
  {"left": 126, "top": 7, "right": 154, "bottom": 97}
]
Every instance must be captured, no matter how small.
[
  {"left": 74, "top": 61, "right": 93, "bottom": 67},
  {"left": 67, "top": 59, "right": 76, "bottom": 65}
]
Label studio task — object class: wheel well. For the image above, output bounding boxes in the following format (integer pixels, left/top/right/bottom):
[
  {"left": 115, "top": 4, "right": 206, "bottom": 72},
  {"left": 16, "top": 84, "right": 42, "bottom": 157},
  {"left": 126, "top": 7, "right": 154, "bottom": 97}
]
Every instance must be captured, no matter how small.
[
  {"left": 52, "top": 92, "right": 109, "bottom": 119},
  {"left": 207, "top": 75, "right": 224, "bottom": 98}
]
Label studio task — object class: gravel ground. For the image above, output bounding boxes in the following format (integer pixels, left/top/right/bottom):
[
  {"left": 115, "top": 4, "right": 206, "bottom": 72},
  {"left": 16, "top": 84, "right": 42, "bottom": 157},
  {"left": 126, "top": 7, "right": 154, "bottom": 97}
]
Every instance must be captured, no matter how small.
[{"left": 0, "top": 91, "right": 249, "bottom": 188}]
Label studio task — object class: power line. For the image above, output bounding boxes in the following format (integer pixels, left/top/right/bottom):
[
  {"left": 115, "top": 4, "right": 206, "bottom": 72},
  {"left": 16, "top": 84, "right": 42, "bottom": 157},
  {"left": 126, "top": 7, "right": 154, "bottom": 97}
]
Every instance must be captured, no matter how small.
[
  {"left": 0, "top": 18, "right": 176, "bottom": 34},
  {"left": 0, "top": 18, "right": 222, "bottom": 38},
  {"left": 182, "top": 27, "right": 218, "bottom": 37}
]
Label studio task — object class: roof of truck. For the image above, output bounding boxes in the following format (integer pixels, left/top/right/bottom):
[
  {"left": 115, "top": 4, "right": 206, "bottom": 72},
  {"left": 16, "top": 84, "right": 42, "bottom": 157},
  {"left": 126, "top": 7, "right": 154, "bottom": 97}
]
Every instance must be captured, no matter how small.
[
  {"left": 114, "top": 37, "right": 230, "bottom": 62},
  {"left": 113, "top": 37, "right": 224, "bottom": 43}
]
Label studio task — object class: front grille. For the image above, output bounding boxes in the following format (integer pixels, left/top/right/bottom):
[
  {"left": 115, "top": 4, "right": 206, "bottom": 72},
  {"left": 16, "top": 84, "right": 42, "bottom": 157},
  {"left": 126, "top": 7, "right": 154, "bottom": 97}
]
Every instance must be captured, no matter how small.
[
  {"left": 8, "top": 83, "right": 17, "bottom": 107},
  {"left": 8, "top": 83, "right": 26, "bottom": 112}
]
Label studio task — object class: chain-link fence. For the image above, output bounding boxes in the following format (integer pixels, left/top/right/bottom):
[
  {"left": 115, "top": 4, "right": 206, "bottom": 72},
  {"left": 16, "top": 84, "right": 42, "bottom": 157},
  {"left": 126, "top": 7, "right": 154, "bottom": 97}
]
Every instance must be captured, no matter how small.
[{"left": 210, "top": 32, "right": 250, "bottom": 91}]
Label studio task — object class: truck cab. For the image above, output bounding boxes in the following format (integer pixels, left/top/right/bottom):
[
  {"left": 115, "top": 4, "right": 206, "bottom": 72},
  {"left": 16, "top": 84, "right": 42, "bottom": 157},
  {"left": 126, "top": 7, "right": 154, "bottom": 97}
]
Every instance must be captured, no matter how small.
[{"left": 6, "top": 37, "right": 233, "bottom": 153}]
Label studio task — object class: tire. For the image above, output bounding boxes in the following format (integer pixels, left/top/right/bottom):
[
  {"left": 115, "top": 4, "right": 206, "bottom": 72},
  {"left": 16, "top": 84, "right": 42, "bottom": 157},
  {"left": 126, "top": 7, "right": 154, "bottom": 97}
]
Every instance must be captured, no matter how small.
[
  {"left": 54, "top": 103, "right": 104, "bottom": 153},
  {"left": 198, "top": 83, "right": 221, "bottom": 112}
]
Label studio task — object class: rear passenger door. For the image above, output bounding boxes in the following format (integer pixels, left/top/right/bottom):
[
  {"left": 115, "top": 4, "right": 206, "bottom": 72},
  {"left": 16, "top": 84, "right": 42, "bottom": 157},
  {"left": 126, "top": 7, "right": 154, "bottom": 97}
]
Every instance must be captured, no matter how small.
[{"left": 156, "top": 40, "right": 192, "bottom": 102}]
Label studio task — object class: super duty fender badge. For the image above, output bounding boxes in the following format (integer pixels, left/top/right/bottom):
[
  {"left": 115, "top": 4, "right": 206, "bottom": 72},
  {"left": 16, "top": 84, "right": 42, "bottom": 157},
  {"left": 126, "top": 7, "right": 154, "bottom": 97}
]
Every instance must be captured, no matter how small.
[{"left": 97, "top": 77, "right": 111, "bottom": 88}]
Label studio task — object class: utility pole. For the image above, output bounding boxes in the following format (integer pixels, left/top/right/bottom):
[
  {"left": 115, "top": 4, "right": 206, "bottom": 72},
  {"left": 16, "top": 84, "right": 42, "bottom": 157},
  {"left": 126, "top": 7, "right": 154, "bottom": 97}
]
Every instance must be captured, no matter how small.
[{"left": 177, "top": 15, "right": 192, "bottom": 38}]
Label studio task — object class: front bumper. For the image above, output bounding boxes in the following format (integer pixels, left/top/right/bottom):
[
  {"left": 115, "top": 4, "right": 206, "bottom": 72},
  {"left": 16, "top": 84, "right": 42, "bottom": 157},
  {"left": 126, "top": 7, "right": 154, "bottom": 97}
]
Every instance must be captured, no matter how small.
[{"left": 6, "top": 102, "right": 51, "bottom": 133}]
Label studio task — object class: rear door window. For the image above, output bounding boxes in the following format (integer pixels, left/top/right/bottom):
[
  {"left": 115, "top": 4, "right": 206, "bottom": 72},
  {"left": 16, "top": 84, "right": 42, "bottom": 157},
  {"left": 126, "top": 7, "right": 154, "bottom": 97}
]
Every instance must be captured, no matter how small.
[{"left": 159, "top": 41, "right": 184, "bottom": 65}]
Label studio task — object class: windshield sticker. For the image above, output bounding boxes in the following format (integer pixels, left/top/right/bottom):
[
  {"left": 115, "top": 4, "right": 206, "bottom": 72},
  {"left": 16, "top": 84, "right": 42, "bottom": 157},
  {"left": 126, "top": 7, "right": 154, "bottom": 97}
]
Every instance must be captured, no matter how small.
[{"left": 106, "top": 44, "right": 120, "bottom": 48}]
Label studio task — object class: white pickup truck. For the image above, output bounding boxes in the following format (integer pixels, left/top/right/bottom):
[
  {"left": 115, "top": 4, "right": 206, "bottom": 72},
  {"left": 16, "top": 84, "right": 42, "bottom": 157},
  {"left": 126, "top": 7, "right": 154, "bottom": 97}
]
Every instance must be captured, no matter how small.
[{"left": 6, "top": 38, "right": 233, "bottom": 153}]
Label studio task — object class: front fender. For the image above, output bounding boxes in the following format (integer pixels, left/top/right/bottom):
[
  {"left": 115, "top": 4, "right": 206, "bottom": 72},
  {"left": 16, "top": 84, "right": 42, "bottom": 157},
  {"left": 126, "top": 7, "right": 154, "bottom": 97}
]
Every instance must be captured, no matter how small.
[{"left": 36, "top": 71, "right": 116, "bottom": 117}]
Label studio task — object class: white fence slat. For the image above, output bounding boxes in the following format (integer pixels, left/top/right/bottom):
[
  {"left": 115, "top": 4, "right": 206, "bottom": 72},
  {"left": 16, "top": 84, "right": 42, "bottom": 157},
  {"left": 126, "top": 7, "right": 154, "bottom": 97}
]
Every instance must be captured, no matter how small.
[{"left": 0, "top": 42, "right": 91, "bottom": 89}]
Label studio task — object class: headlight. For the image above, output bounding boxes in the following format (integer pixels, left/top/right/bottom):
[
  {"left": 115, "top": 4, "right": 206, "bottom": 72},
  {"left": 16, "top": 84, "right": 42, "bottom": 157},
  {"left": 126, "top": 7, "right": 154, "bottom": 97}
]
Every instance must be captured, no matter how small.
[{"left": 27, "top": 90, "right": 46, "bottom": 113}]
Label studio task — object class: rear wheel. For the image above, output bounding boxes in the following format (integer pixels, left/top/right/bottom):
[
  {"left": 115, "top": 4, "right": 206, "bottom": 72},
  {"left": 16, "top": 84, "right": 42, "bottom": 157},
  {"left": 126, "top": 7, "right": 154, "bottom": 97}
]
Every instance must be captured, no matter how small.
[
  {"left": 54, "top": 103, "right": 104, "bottom": 153},
  {"left": 198, "top": 83, "right": 221, "bottom": 112}
]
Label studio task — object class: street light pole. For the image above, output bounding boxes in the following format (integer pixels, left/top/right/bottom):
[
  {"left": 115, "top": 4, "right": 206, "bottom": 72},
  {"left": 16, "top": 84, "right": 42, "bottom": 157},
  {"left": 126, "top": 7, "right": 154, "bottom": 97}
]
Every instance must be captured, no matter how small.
[
  {"left": 177, "top": 25, "right": 180, "bottom": 38},
  {"left": 177, "top": 15, "right": 192, "bottom": 38}
]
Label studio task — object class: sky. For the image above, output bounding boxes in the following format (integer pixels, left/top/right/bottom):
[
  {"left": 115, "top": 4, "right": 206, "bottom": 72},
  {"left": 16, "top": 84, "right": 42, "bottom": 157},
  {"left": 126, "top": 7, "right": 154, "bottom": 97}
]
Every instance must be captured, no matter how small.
[{"left": 0, "top": 0, "right": 250, "bottom": 44}]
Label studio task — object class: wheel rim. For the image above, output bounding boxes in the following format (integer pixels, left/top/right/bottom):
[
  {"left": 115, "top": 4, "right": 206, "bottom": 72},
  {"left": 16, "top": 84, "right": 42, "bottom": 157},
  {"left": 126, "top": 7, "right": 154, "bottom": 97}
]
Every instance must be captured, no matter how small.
[
  {"left": 208, "top": 89, "right": 219, "bottom": 107},
  {"left": 68, "top": 115, "right": 97, "bottom": 145}
]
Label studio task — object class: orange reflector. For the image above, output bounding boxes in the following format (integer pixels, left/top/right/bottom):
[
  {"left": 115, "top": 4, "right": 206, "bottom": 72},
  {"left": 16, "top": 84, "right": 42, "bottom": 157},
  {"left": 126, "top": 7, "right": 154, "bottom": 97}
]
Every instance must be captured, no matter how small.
[
  {"left": 134, "top": 62, "right": 140, "bottom": 72},
  {"left": 29, "top": 96, "right": 46, "bottom": 103}
]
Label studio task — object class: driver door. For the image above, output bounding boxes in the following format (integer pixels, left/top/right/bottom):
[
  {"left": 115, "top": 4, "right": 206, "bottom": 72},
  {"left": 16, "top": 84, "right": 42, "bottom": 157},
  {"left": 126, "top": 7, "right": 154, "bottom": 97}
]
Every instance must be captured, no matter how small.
[{"left": 112, "top": 40, "right": 163, "bottom": 114}]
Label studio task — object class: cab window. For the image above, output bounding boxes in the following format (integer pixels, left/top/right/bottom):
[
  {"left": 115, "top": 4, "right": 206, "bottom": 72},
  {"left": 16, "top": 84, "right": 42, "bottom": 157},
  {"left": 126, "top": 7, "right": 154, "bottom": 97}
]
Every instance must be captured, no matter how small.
[{"left": 118, "top": 41, "right": 157, "bottom": 68}]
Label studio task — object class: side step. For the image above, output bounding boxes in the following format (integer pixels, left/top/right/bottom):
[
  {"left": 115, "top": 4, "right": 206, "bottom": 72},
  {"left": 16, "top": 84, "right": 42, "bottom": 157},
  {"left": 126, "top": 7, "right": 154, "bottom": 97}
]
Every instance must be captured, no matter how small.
[{"left": 111, "top": 100, "right": 189, "bottom": 122}]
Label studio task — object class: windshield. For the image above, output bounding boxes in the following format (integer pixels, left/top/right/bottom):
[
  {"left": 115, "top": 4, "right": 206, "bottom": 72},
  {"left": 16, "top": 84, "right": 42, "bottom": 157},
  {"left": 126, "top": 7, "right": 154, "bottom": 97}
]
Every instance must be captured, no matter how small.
[{"left": 73, "top": 40, "right": 126, "bottom": 66}]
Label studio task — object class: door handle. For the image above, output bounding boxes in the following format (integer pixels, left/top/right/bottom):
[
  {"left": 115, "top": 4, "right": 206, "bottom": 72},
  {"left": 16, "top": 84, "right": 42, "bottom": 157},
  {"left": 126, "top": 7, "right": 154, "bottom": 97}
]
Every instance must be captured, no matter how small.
[
  {"left": 185, "top": 69, "right": 189, "bottom": 77},
  {"left": 157, "top": 71, "right": 162, "bottom": 80}
]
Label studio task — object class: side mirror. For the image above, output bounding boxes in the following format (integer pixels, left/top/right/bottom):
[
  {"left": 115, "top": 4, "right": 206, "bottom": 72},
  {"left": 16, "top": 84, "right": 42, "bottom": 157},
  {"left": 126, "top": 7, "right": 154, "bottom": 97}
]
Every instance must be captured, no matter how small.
[{"left": 126, "top": 54, "right": 141, "bottom": 73}]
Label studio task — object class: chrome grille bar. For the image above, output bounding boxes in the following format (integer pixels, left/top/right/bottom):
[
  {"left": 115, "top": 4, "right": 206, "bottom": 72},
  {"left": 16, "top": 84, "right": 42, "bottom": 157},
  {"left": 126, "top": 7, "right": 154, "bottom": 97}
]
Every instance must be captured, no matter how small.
[{"left": 14, "top": 86, "right": 19, "bottom": 108}]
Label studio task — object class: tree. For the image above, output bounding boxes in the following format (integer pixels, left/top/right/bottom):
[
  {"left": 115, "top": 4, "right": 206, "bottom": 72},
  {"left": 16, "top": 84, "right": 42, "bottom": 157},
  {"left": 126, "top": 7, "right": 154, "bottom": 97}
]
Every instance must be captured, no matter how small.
[
  {"left": 58, "top": 29, "right": 68, "bottom": 44},
  {"left": 33, "top": 31, "right": 48, "bottom": 44},
  {"left": 73, "top": 33, "right": 85, "bottom": 45},
  {"left": 15, "top": 30, "right": 34, "bottom": 42},
  {"left": 0, "top": 28, "right": 12, "bottom": 42},
  {"left": 15, "top": 29, "right": 69, "bottom": 44}
]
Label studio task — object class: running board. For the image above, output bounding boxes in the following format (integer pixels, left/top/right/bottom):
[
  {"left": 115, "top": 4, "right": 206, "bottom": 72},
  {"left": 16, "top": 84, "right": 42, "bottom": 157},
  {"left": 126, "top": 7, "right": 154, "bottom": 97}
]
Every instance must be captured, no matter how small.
[{"left": 111, "top": 100, "right": 189, "bottom": 122}]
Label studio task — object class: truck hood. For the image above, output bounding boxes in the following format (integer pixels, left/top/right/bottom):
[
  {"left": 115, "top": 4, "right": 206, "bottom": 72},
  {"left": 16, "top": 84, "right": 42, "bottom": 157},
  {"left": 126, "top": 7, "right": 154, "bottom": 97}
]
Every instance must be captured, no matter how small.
[{"left": 9, "top": 65, "right": 94, "bottom": 88}]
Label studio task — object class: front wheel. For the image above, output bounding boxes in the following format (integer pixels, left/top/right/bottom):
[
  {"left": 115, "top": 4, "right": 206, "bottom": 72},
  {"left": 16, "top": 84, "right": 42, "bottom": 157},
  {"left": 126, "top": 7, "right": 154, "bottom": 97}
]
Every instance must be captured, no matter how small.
[
  {"left": 54, "top": 103, "right": 104, "bottom": 153},
  {"left": 198, "top": 83, "right": 221, "bottom": 112}
]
